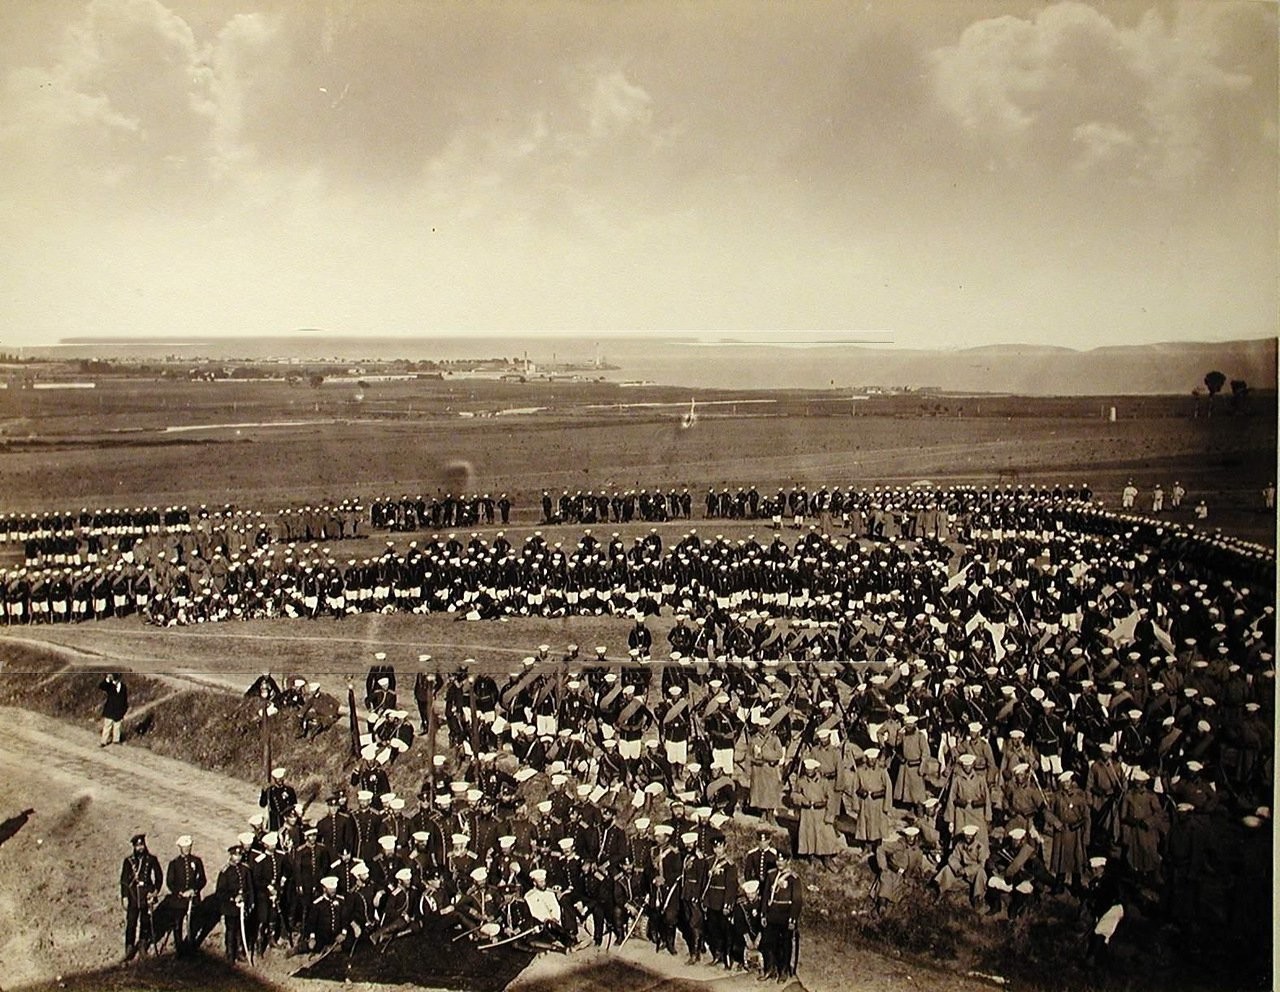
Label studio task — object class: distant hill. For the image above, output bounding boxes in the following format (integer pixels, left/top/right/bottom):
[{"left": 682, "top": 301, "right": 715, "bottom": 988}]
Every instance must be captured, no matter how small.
[
  {"left": 739, "top": 337, "right": 1277, "bottom": 396},
  {"left": 936, "top": 337, "right": 1277, "bottom": 395},
  {"left": 605, "top": 335, "right": 1278, "bottom": 394}
]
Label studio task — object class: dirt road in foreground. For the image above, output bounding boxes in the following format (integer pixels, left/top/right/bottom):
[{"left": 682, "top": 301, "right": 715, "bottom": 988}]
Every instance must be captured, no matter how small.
[{"left": 0, "top": 706, "right": 262, "bottom": 987}]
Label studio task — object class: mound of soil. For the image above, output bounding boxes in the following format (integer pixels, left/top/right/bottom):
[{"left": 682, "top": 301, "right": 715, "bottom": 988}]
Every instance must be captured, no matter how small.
[
  {"left": 294, "top": 929, "right": 535, "bottom": 991},
  {"left": 11, "top": 949, "right": 286, "bottom": 992}
]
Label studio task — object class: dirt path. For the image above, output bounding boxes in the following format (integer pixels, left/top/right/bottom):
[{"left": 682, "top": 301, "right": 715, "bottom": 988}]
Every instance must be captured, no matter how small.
[
  {"left": 0, "top": 706, "right": 262, "bottom": 986},
  {"left": 0, "top": 706, "right": 261, "bottom": 842},
  {"left": 0, "top": 632, "right": 246, "bottom": 694}
]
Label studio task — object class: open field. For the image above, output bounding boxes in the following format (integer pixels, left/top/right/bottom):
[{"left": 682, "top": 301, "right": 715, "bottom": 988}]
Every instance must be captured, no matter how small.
[{"left": 0, "top": 380, "right": 1274, "bottom": 547}]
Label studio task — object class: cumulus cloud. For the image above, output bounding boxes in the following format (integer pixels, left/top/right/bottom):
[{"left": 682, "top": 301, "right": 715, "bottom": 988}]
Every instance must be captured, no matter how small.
[
  {"left": 930, "top": 1, "right": 1272, "bottom": 186},
  {"left": 416, "top": 66, "right": 677, "bottom": 244},
  {"left": 0, "top": 0, "right": 218, "bottom": 203},
  {"left": 586, "top": 70, "right": 653, "bottom": 137}
]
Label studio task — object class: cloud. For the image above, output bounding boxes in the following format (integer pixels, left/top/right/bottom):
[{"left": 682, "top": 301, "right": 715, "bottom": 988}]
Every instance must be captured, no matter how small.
[
  {"left": 929, "top": 1, "right": 1273, "bottom": 186},
  {"left": 585, "top": 69, "right": 653, "bottom": 137},
  {"left": 0, "top": 0, "right": 218, "bottom": 205},
  {"left": 0, "top": 0, "right": 1272, "bottom": 347},
  {"left": 415, "top": 66, "right": 677, "bottom": 244}
]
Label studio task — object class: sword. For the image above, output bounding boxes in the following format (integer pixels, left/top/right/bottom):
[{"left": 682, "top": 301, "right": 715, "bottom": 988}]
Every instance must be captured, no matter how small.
[
  {"left": 619, "top": 902, "right": 646, "bottom": 946},
  {"left": 478, "top": 925, "right": 541, "bottom": 950},
  {"left": 307, "top": 931, "right": 344, "bottom": 965},
  {"left": 239, "top": 900, "right": 253, "bottom": 965},
  {"left": 141, "top": 897, "right": 156, "bottom": 955},
  {"left": 377, "top": 923, "right": 415, "bottom": 955},
  {"left": 451, "top": 921, "right": 487, "bottom": 942}
]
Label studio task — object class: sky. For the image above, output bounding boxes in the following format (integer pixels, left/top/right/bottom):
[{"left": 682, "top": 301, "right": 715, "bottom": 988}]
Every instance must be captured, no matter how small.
[{"left": 0, "top": 0, "right": 1275, "bottom": 350}]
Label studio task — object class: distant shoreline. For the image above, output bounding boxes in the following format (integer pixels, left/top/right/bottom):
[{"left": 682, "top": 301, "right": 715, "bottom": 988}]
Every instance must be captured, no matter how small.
[{"left": 2, "top": 334, "right": 1274, "bottom": 397}]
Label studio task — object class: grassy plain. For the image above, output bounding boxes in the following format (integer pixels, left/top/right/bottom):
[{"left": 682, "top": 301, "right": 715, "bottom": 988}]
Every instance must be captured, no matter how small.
[{"left": 0, "top": 378, "right": 1273, "bottom": 546}]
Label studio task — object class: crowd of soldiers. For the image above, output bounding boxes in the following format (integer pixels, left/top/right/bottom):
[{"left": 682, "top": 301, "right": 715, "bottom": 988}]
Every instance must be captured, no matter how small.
[
  {"left": 371, "top": 493, "right": 513, "bottom": 531},
  {"left": 117, "top": 702, "right": 806, "bottom": 979},
  {"left": 111, "top": 480, "right": 1276, "bottom": 974},
  {"left": 540, "top": 488, "right": 695, "bottom": 524},
  {"left": 48, "top": 479, "right": 1272, "bottom": 977},
  {"left": 700, "top": 483, "right": 1100, "bottom": 527},
  {"left": 6, "top": 484, "right": 1273, "bottom": 631},
  {"left": 1, "top": 494, "right": 510, "bottom": 567}
]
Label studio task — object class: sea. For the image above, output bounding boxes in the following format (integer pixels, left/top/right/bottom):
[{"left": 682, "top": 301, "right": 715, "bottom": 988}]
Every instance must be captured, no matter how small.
[
  {"left": 21, "top": 334, "right": 903, "bottom": 392},
  {"left": 14, "top": 333, "right": 1274, "bottom": 396}
]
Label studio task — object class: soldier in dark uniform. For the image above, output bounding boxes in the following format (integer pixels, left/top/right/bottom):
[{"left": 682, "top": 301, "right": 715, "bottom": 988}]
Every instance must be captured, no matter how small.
[
  {"left": 120, "top": 833, "right": 163, "bottom": 961},
  {"left": 305, "top": 876, "right": 350, "bottom": 951},
  {"left": 677, "top": 831, "right": 707, "bottom": 963},
  {"left": 215, "top": 844, "right": 255, "bottom": 962},
  {"left": 703, "top": 834, "right": 739, "bottom": 966},
  {"left": 165, "top": 835, "right": 206, "bottom": 955},
  {"left": 252, "top": 832, "right": 292, "bottom": 954},
  {"left": 761, "top": 852, "right": 801, "bottom": 981},
  {"left": 647, "top": 825, "right": 681, "bottom": 954},
  {"left": 742, "top": 828, "right": 780, "bottom": 886},
  {"left": 317, "top": 793, "right": 356, "bottom": 859},
  {"left": 259, "top": 767, "right": 297, "bottom": 832},
  {"left": 628, "top": 616, "right": 654, "bottom": 658},
  {"left": 413, "top": 666, "right": 440, "bottom": 734},
  {"left": 299, "top": 682, "right": 338, "bottom": 740},
  {"left": 291, "top": 825, "right": 330, "bottom": 940},
  {"left": 99, "top": 673, "right": 129, "bottom": 747}
]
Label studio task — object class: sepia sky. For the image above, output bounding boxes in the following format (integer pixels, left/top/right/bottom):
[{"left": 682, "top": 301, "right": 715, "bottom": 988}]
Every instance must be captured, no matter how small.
[{"left": 0, "top": 0, "right": 1275, "bottom": 349}]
